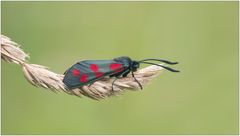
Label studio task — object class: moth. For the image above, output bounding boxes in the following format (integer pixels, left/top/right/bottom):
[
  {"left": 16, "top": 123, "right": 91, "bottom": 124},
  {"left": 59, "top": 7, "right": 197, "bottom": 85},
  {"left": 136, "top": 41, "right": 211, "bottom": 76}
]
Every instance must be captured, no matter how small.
[{"left": 63, "top": 56, "right": 179, "bottom": 90}]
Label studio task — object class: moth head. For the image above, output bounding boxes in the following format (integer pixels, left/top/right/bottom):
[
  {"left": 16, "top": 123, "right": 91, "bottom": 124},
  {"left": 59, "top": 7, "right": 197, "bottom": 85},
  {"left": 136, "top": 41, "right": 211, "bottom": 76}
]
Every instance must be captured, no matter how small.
[{"left": 131, "top": 61, "right": 140, "bottom": 72}]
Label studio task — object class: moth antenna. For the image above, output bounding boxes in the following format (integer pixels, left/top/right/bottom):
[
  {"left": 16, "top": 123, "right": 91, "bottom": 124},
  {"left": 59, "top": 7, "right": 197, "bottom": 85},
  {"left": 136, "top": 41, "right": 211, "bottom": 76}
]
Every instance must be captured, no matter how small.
[
  {"left": 139, "top": 59, "right": 178, "bottom": 65},
  {"left": 139, "top": 62, "right": 180, "bottom": 72}
]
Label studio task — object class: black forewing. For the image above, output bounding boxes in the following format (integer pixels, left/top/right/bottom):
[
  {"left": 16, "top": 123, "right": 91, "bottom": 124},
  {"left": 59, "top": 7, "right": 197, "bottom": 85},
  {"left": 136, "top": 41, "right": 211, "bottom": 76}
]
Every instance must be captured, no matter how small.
[{"left": 63, "top": 60, "right": 129, "bottom": 89}]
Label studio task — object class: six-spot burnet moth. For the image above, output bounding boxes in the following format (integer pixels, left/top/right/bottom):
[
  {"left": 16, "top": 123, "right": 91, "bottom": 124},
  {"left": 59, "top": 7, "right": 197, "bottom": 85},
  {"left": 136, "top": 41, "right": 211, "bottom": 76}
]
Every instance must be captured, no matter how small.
[{"left": 63, "top": 56, "right": 179, "bottom": 90}]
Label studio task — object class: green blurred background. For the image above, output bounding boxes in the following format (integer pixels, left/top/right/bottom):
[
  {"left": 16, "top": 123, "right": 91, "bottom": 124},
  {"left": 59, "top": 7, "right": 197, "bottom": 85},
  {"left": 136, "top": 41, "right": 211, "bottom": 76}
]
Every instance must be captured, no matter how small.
[{"left": 1, "top": 2, "right": 238, "bottom": 135}]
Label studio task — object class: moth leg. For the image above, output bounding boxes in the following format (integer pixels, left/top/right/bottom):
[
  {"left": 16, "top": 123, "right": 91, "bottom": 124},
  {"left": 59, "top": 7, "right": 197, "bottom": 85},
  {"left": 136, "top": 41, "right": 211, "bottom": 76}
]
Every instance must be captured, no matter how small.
[
  {"left": 110, "top": 70, "right": 123, "bottom": 77},
  {"left": 112, "top": 77, "right": 119, "bottom": 92},
  {"left": 88, "top": 74, "right": 110, "bottom": 88},
  {"left": 111, "top": 70, "right": 130, "bottom": 91},
  {"left": 88, "top": 82, "right": 94, "bottom": 87},
  {"left": 131, "top": 71, "right": 143, "bottom": 90},
  {"left": 122, "top": 69, "right": 130, "bottom": 77}
]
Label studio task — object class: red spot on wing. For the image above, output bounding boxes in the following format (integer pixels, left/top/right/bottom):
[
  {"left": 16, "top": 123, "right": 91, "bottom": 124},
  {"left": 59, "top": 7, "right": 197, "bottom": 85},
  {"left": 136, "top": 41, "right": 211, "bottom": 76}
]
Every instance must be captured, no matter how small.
[
  {"left": 95, "top": 72, "right": 103, "bottom": 78},
  {"left": 72, "top": 69, "right": 80, "bottom": 76},
  {"left": 90, "top": 64, "right": 98, "bottom": 72},
  {"left": 90, "top": 64, "right": 103, "bottom": 78},
  {"left": 80, "top": 74, "right": 88, "bottom": 82},
  {"left": 110, "top": 63, "right": 122, "bottom": 71}
]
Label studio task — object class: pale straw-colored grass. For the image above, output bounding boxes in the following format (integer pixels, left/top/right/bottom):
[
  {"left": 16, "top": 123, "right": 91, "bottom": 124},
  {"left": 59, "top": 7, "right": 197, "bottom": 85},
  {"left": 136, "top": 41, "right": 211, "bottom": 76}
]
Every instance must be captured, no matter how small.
[{"left": 1, "top": 35, "right": 163, "bottom": 100}]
